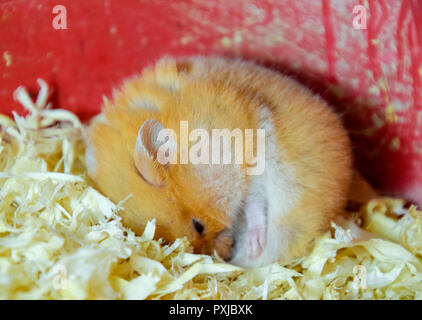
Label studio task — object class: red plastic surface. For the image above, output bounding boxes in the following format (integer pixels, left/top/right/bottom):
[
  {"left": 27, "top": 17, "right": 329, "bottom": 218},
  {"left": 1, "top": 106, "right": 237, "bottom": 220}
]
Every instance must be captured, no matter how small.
[{"left": 0, "top": 0, "right": 421, "bottom": 205}]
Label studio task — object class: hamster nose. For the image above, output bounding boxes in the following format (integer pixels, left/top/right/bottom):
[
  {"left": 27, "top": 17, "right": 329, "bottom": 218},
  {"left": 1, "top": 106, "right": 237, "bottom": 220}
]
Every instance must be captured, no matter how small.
[{"left": 214, "top": 229, "right": 235, "bottom": 262}]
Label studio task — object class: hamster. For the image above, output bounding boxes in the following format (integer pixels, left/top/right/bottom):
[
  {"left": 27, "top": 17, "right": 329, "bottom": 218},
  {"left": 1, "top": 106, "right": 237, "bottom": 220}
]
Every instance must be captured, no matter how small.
[{"left": 85, "top": 56, "right": 352, "bottom": 268}]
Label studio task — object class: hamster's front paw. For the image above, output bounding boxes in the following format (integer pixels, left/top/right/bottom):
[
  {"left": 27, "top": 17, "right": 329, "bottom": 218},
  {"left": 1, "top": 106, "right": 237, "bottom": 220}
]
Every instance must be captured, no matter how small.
[{"left": 246, "top": 227, "right": 267, "bottom": 259}]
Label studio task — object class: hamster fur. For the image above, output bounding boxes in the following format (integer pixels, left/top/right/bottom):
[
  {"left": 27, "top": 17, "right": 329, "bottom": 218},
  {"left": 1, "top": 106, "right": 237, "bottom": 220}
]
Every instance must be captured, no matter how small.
[{"left": 86, "top": 56, "right": 352, "bottom": 268}]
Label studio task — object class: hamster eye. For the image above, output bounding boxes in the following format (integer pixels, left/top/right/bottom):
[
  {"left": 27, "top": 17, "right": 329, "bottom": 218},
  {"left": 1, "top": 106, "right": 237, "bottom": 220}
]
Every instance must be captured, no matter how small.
[{"left": 193, "top": 219, "right": 205, "bottom": 235}]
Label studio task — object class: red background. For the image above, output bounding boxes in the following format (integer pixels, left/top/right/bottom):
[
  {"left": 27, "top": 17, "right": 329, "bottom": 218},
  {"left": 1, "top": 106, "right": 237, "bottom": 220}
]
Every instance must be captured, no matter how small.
[{"left": 1, "top": 0, "right": 421, "bottom": 205}]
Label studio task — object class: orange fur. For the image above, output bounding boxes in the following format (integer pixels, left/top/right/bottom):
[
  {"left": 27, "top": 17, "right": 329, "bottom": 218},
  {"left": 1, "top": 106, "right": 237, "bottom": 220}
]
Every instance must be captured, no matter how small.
[{"left": 86, "top": 56, "right": 352, "bottom": 266}]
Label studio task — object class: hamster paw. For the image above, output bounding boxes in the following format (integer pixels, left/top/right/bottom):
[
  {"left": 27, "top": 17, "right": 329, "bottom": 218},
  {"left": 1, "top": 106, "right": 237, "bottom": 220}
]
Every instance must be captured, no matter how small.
[{"left": 246, "top": 227, "right": 267, "bottom": 260}]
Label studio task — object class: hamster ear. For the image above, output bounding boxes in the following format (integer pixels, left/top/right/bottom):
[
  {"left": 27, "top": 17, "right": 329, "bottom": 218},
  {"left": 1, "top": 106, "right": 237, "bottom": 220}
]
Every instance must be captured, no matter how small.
[{"left": 133, "top": 119, "right": 177, "bottom": 188}]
